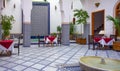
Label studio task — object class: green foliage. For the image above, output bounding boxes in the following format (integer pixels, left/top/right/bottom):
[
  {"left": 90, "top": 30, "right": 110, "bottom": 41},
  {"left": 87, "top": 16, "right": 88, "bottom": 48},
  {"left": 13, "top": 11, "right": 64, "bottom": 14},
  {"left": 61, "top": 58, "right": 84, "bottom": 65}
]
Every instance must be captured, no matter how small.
[
  {"left": 1, "top": 15, "right": 15, "bottom": 39},
  {"left": 57, "top": 25, "right": 62, "bottom": 33},
  {"left": 51, "top": 33, "right": 57, "bottom": 37},
  {"left": 70, "top": 22, "right": 75, "bottom": 35},
  {"left": 44, "top": 0, "right": 47, "bottom": 2},
  {"left": 106, "top": 15, "right": 120, "bottom": 35},
  {"left": 74, "top": 9, "right": 89, "bottom": 24}
]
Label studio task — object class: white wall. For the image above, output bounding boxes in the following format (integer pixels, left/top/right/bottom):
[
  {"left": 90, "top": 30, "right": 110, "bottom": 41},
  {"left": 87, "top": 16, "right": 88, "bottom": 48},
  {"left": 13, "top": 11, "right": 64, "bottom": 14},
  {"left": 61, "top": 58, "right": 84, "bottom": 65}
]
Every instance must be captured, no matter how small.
[
  {"left": 60, "top": 0, "right": 82, "bottom": 34},
  {"left": 80, "top": 0, "right": 119, "bottom": 35},
  {"left": 48, "top": 0, "right": 61, "bottom": 33},
  {"left": 61, "top": 0, "right": 82, "bottom": 23},
  {"left": 21, "top": 0, "right": 32, "bottom": 23},
  {"left": 1, "top": 0, "right": 22, "bottom": 34}
]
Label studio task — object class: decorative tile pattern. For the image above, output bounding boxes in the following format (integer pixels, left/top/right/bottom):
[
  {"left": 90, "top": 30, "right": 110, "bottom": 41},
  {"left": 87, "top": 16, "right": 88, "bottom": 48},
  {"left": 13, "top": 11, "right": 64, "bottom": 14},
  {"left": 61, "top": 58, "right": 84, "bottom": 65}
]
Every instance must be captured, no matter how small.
[
  {"left": 12, "top": 65, "right": 27, "bottom": 71},
  {"left": 0, "top": 44, "right": 120, "bottom": 71},
  {"left": 31, "top": 64, "right": 45, "bottom": 70}
]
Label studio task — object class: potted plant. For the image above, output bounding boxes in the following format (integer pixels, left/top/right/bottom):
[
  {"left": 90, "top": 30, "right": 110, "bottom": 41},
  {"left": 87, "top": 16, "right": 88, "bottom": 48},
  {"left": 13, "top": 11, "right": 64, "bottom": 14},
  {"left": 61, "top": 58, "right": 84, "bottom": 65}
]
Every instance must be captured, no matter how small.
[
  {"left": 1, "top": 15, "right": 15, "bottom": 40},
  {"left": 74, "top": 9, "right": 89, "bottom": 25},
  {"left": 74, "top": 9, "right": 89, "bottom": 33},
  {"left": 70, "top": 22, "right": 75, "bottom": 40},
  {"left": 74, "top": 9, "right": 89, "bottom": 44},
  {"left": 106, "top": 15, "right": 120, "bottom": 36},
  {"left": 57, "top": 25, "right": 62, "bottom": 34}
]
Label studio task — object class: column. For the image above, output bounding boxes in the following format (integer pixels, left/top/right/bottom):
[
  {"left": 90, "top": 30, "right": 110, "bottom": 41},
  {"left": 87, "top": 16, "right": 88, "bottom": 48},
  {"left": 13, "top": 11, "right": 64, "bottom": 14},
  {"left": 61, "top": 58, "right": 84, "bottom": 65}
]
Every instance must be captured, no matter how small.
[
  {"left": 21, "top": 0, "right": 32, "bottom": 47},
  {"left": 59, "top": 0, "right": 72, "bottom": 46},
  {"left": 0, "top": 0, "right": 4, "bottom": 39}
]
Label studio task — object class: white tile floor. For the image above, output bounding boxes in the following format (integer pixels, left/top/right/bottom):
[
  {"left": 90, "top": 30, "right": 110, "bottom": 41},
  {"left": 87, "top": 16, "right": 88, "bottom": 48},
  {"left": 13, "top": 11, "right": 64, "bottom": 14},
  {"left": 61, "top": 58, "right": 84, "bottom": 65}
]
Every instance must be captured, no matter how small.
[{"left": 0, "top": 43, "right": 120, "bottom": 71}]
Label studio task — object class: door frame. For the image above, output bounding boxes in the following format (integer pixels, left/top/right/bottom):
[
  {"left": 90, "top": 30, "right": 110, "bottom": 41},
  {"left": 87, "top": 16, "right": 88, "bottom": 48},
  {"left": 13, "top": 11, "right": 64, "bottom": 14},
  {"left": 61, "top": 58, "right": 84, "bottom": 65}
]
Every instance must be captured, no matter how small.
[
  {"left": 91, "top": 9, "right": 105, "bottom": 35},
  {"left": 32, "top": 2, "right": 50, "bottom": 35}
]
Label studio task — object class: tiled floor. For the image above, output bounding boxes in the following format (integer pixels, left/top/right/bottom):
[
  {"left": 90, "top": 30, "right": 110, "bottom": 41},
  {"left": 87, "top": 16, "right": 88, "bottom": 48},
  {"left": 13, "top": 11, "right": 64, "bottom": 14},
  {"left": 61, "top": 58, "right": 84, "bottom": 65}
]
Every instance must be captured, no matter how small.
[{"left": 0, "top": 44, "right": 120, "bottom": 71}]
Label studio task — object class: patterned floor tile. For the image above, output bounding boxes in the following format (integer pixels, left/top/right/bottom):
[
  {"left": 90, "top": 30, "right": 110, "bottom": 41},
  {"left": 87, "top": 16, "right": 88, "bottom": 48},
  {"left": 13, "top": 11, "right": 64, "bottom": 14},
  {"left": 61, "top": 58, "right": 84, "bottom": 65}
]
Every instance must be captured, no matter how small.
[
  {"left": 0, "top": 44, "right": 119, "bottom": 71},
  {"left": 39, "top": 60, "right": 51, "bottom": 65},
  {"left": 22, "top": 57, "right": 32, "bottom": 61},
  {"left": 45, "top": 58, "right": 56, "bottom": 62},
  {"left": 31, "top": 64, "right": 45, "bottom": 70},
  {"left": 43, "top": 66, "right": 57, "bottom": 71},
  {"left": 12, "top": 65, "right": 27, "bottom": 71},
  {"left": 36, "top": 56, "right": 46, "bottom": 60},
  {"left": 3, "top": 63, "right": 17, "bottom": 68},
  {"left": 0, "top": 67, "right": 7, "bottom": 71},
  {"left": 0, "top": 61, "right": 9, "bottom": 66},
  {"left": 14, "top": 60, "right": 25, "bottom": 64},
  {"left": 22, "top": 61, "right": 34, "bottom": 67},
  {"left": 29, "top": 59, "right": 41, "bottom": 63},
  {"left": 58, "top": 57, "right": 69, "bottom": 60},
  {"left": 49, "top": 62, "right": 60, "bottom": 67},
  {"left": 23, "top": 67, "right": 39, "bottom": 71},
  {"left": 54, "top": 59, "right": 66, "bottom": 64},
  {"left": 5, "top": 58, "right": 18, "bottom": 62},
  {"left": 0, "top": 57, "right": 11, "bottom": 60},
  {"left": 6, "top": 69, "right": 16, "bottom": 71}
]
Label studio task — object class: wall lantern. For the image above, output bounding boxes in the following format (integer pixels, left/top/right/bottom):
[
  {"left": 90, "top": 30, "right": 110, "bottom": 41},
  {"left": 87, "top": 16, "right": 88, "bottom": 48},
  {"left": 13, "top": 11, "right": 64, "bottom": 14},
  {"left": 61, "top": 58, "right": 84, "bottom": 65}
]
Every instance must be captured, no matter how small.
[
  {"left": 13, "top": 4, "right": 16, "bottom": 8},
  {"left": 95, "top": 2, "right": 100, "bottom": 7}
]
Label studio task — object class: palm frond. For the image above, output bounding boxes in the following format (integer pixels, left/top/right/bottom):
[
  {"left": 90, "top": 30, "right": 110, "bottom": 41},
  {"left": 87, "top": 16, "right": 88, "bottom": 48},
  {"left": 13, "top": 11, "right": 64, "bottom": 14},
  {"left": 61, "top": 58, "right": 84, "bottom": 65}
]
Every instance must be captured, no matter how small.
[
  {"left": 106, "top": 15, "right": 120, "bottom": 34},
  {"left": 74, "top": 9, "right": 89, "bottom": 24}
]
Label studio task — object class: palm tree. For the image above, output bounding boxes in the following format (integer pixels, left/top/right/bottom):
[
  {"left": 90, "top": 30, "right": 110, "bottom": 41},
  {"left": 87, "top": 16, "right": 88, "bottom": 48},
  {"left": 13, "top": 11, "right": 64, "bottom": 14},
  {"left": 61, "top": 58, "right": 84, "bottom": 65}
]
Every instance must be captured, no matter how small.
[
  {"left": 74, "top": 9, "right": 89, "bottom": 24},
  {"left": 74, "top": 9, "right": 89, "bottom": 34},
  {"left": 106, "top": 15, "right": 120, "bottom": 35}
]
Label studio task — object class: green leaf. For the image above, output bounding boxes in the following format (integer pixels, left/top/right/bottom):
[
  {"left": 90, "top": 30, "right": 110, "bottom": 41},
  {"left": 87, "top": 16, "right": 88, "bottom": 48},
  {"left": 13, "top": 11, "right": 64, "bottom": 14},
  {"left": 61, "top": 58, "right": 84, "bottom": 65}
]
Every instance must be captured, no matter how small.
[
  {"left": 74, "top": 9, "right": 89, "bottom": 24},
  {"left": 106, "top": 15, "right": 120, "bottom": 35},
  {"left": 1, "top": 15, "right": 15, "bottom": 38}
]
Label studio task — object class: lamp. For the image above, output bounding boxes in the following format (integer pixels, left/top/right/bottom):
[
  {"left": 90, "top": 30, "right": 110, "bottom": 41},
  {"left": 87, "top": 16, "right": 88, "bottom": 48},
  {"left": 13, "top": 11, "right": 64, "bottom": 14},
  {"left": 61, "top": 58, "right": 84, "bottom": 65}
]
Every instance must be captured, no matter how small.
[
  {"left": 95, "top": 2, "right": 100, "bottom": 7},
  {"left": 3, "top": 0, "right": 5, "bottom": 8},
  {"left": 13, "top": 4, "right": 16, "bottom": 8},
  {"left": 99, "top": 30, "right": 105, "bottom": 34},
  {"left": 55, "top": 5, "right": 57, "bottom": 11}
]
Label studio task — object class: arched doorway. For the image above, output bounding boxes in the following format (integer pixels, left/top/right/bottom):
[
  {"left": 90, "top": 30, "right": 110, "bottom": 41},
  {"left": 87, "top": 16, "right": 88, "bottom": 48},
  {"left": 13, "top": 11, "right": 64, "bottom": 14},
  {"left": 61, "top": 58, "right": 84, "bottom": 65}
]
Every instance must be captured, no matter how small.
[{"left": 115, "top": 2, "right": 120, "bottom": 36}]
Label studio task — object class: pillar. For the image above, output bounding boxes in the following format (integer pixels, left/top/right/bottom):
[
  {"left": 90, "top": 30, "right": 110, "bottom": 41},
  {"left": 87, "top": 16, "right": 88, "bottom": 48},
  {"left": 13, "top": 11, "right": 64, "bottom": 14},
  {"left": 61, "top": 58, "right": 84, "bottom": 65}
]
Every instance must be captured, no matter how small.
[
  {"left": 0, "top": 0, "right": 4, "bottom": 39},
  {"left": 59, "top": 0, "right": 73, "bottom": 46},
  {"left": 21, "top": 0, "right": 32, "bottom": 47}
]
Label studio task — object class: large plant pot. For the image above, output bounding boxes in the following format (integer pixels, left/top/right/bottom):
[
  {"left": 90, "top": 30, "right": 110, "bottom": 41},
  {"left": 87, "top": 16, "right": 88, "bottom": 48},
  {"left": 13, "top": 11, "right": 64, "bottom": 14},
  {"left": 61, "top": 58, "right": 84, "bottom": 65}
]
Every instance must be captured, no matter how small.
[
  {"left": 76, "top": 38, "right": 86, "bottom": 44},
  {"left": 2, "top": 35, "right": 10, "bottom": 40},
  {"left": 113, "top": 41, "right": 120, "bottom": 51}
]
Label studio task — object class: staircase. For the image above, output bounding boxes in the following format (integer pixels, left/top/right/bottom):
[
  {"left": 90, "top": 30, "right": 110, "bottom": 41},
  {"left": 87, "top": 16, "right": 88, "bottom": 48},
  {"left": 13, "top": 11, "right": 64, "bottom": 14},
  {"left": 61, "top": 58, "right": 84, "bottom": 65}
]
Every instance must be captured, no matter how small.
[{"left": 94, "top": 24, "right": 104, "bottom": 35}]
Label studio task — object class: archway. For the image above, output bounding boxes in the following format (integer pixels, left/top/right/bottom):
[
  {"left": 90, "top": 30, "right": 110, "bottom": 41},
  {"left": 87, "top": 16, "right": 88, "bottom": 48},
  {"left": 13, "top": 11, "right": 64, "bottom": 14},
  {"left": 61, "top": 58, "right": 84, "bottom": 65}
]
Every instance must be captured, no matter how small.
[{"left": 115, "top": 2, "right": 120, "bottom": 36}]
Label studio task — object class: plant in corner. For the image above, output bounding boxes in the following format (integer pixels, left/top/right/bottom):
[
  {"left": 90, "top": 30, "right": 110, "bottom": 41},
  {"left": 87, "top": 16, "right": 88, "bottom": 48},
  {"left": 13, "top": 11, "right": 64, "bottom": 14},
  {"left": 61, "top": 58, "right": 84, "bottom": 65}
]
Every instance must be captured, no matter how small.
[
  {"left": 106, "top": 15, "right": 120, "bottom": 35},
  {"left": 74, "top": 9, "right": 89, "bottom": 34},
  {"left": 69, "top": 22, "right": 75, "bottom": 40},
  {"left": 74, "top": 9, "right": 89, "bottom": 44},
  {"left": 70, "top": 22, "right": 75, "bottom": 35},
  {"left": 1, "top": 15, "right": 15, "bottom": 40},
  {"left": 57, "top": 25, "right": 62, "bottom": 34}
]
